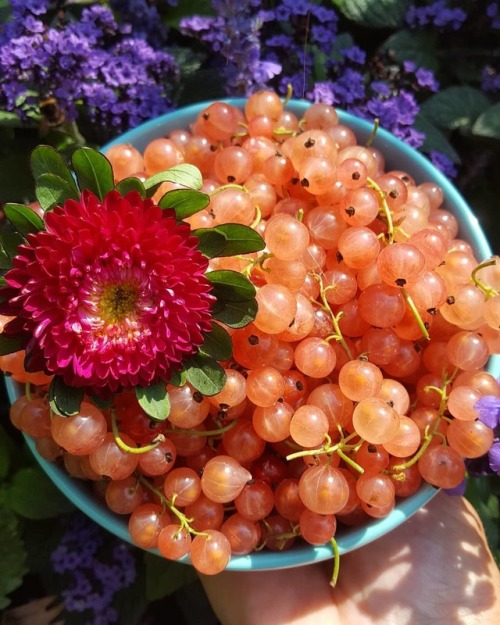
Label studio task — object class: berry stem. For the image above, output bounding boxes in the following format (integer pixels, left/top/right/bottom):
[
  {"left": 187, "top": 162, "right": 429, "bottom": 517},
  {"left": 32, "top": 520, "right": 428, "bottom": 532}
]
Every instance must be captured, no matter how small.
[
  {"left": 316, "top": 274, "right": 354, "bottom": 360},
  {"left": 329, "top": 537, "right": 341, "bottom": 588},
  {"left": 367, "top": 177, "right": 394, "bottom": 244},
  {"left": 365, "top": 118, "right": 380, "bottom": 148},
  {"left": 402, "top": 288, "right": 430, "bottom": 341},
  {"left": 111, "top": 409, "right": 164, "bottom": 454},
  {"left": 169, "top": 418, "right": 238, "bottom": 437},
  {"left": 471, "top": 258, "right": 499, "bottom": 299}
]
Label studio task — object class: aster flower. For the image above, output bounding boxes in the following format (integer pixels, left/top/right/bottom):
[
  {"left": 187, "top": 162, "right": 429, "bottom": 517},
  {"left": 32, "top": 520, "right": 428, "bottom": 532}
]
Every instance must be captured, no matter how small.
[{"left": 1, "top": 189, "right": 215, "bottom": 394}]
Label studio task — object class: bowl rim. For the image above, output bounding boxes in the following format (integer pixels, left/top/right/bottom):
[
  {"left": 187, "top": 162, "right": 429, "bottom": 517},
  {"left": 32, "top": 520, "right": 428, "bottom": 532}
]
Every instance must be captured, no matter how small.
[{"left": 5, "top": 97, "right": 498, "bottom": 571}]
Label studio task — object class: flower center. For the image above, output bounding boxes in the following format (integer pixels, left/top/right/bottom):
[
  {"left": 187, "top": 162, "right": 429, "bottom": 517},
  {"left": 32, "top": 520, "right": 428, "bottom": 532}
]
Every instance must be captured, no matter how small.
[{"left": 99, "top": 283, "right": 139, "bottom": 324}]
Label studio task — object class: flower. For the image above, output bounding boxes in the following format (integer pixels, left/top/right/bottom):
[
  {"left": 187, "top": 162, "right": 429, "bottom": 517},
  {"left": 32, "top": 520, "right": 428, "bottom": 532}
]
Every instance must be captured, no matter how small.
[
  {"left": 0, "top": 190, "right": 215, "bottom": 394},
  {"left": 475, "top": 395, "right": 500, "bottom": 429}
]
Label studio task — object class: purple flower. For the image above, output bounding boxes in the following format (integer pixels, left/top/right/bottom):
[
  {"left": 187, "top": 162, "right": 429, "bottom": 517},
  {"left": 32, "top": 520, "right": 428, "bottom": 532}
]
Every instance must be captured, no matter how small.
[
  {"left": 489, "top": 442, "right": 500, "bottom": 474},
  {"left": 475, "top": 395, "right": 500, "bottom": 429},
  {"left": 415, "top": 67, "right": 440, "bottom": 91},
  {"left": 406, "top": 1, "right": 467, "bottom": 31},
  {"left": 429, "top": 150, "right": 458, "bottom": 178},
  {"left": 444, "top": 478, "right": 467, "bottom": 496}
]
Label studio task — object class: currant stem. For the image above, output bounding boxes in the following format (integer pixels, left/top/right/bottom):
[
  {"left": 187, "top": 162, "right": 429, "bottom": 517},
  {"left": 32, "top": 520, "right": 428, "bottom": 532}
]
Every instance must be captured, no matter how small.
[
  {"left": 402, "top": 288, "right": 430, "bottom": 341},
  {"left": 471, "top": 258, "right": 499, "bottom": 299},
  {"left": 367, "top": 177, "right": 394, "bottom": 244},
  {"left": 111, "top": 409, "right": 164, "bottom": 454},
  {"left": 316, "top": 274, "right": 354, "bottom": 360},
  {"left": 365, "top": 118, "right": 380, "bottom": 148},
  {"left": 169, "top": 417, "right": 238, "bottom": 437},
  {"left": 329, "top": 537, "right": 341, "bottom": 588}
]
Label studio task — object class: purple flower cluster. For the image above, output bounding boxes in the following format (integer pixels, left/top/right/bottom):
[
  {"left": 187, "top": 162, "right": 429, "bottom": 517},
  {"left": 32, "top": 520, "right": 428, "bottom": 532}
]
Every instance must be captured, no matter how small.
[
  {"left": 474, "top": 394, "right": 500, "bottom": 475},
  {"left": 406, "top": 1, "right": 467, "bottom": 31},
  {"left": 0, "top": 2, "right": 179, "bottom": 136},
  {"left": 180, "top": 0, "right": 281, "bottom": 95},
  {"left": 51, "top": 513, "right": 137, "bottom": 625}
]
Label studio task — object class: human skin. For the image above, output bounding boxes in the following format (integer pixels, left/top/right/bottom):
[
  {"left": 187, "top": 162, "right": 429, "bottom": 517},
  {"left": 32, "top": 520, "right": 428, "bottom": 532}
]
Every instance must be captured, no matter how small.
[{"left": 200, "top": 492, "right": 500, "bottom": 625}]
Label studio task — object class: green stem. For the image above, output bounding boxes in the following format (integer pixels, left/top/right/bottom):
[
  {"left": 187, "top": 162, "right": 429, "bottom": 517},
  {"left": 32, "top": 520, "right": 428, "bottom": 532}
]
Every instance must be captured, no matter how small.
[
  {"left": 316, "top": 274, "right": 353, "bottom": 360},
  {"left": 111, "top": 410, "right": 163, "bottom": 454},
  {"left": 365, "top": 118, "right": 380, "bottom": 148},
  {"left": 336, "top": 448, "right": 364, "bottom": 474},
  {"left": 471, "top": 258, "right": 499, "bottom": 299},
  {"left": 402, "top": 288, "right": 430, "bottom": 341},
  {"left": 329, "top": 538, "right": 341, "bottom": 588},
  {"left": 169, "top": 417, "right": 238, "bottom": 437},
  {"left": 367, "top": 177, "right": 394, "bottom": 244}
]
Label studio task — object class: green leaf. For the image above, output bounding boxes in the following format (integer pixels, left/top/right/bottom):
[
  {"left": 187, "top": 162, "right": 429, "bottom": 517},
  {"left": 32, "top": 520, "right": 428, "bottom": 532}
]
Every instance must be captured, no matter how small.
[
  {"left": 206, "top": 269, "right": 256, "bottom": 302},
  {"left": 158, "top": 188, "right": 210, "bottom": 218},
  {"left": 413, "top": 114, "right": 461, "bottom": 163},
  {"left": 193, "top": 228, "right": 227, "bottom": 259},
  {"left": 0, "top": 231, "right": 24, "bottom": 270},
  {"left": 115, "top": 176, "right": 146, "bottom": 198},
  {"left": 48, "top": 375, "right": 84, "bottom": 417},
  {"left": 72, "top": 147, "right": 114, "bottom": 199},
  {"left": 31, "top": 144, "right": 77, "bottom": 190},
  {"left": 184, "top": 352, "right": 226, "bottom": 396},
  {"left": 35, "top": 172, "right": 80, "bottom": 211},
  {"left": 212, "top": 298, "right": 258, "bottom": 328},
  {"left": 200, "top": 322, "right": 233, "bottom": 361},
  {"left": 472, "top": 103, "right": 500, "bottom": 139},
  {"left": 143, "top": 552, "right": 197, "bottom": 601},
  {"left": 6, "top": 466, "right": 74, "bottom": 519},
  {"left": 135, "top": 382, "right": 171, "bottom": 422},
  {"left": 0, "top": 334, "right": 25, "bottom": 356},
  {"left": 382, "top": 28, "right": 438, "bottom": 71},
  {"left": 194, "top": 224, "right": 265, "bottom": 258},
  {"left": 0, "top": 110, "right": 24, "bottom": 128},
  {"left": 3, "top": 203, "right": 44, "bottom": 235},
  {"left": 143, "top": 164, "right": 203, "bottom": 196},
  {"left": 0, "top": 503, "right": 27, "bottom": 609},
  {"left": 420, "top": 86, "right": 491, "bottom": 131},
  {"left": 166, "top": 368, "right": 188, "bottom": 387},
  {"left": 332, "top": 0, "right": 410, "bottom": 28}
]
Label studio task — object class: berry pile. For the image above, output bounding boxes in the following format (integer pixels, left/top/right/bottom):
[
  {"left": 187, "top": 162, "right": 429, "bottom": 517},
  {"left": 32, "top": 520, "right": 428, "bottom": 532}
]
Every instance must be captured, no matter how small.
[{"left": 3, "top": 91, "right": 499, "bottom": 580}]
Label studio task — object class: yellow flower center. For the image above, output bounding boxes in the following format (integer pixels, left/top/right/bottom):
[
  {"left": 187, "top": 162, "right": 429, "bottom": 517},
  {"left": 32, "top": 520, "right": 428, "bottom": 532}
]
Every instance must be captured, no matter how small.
[{"left": 99, "top": 283, "right": 139, "bottom": 324}]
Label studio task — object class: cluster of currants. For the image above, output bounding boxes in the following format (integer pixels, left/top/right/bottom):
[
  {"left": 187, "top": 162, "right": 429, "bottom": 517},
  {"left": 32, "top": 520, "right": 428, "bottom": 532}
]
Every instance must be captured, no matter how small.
[{"left": 3, "top": 91, "right": 499, "bottom": 579}]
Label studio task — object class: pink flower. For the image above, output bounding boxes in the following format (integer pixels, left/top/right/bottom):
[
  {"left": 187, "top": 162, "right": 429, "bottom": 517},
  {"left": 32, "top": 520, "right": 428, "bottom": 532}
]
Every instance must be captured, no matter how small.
[{"left": 0, "top": 190, "right": 215, "bottom": 393}]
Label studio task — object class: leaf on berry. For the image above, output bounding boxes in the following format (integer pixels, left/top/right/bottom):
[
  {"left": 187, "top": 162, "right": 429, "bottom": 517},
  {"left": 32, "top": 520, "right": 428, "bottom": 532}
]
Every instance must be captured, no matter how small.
[
  {"left": 115, "top": 176, "right": 147, "bottom": 198},
  {"left": 135, "top": 382, "right": 171, "bottom": 422},
  {"left": 0, "top": 503, "right": 27, "bottom": 609},
  {"left": 212, "top": 298, "right": 258, "bottom": 328},
  {"left": 332, "top": 0, "right": 410, "bottom": 28},
  {"left": 31, "top": 145, "right": 77, "bottom": 191},
  {"left": 200, "top": 322, "right": 233, "bottom": 361},
  {"left": 194, "top": 224, "right": 265, "bottom": 257},
  {"left": 143, "top": 163, "right": 203, "bottom": 195},
  {"left": 472, "top": 103, "right": 500, "bottom": 139},
  {"left": 206, "top": 269, "right": 256, "bottom": 302},
  {"left": 72, "top": 147, "right": 115, "bottom": 200},
  {"left": 5, "top": 467, "right": 74, "bottom": 520},
  {"left": 193, "top": 228, "right": 227, "bottom": 259},
  {"left": 184, "top": 352, "right": 226, "bottom": 396},
  {"left": 48, "top": 376, "right": 84, "bottom": 417},
  {"left": 35, "top": 173, "right": 80, "bottom": 211},
  {"left": 420, "top": 86, "right": 491, "bottom": 131},
  {"left": 3, "top": 203, "right": 44, "bottom": 236},
  {"left": 158, "top": 188, "right": 210, "bottom": 218}
]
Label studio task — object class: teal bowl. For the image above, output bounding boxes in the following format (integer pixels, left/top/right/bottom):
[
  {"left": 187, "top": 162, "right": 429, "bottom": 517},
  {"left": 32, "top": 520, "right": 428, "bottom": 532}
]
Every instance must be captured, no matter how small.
[{"left": 6, "top": 98, "right": 499, "bottom": 571}]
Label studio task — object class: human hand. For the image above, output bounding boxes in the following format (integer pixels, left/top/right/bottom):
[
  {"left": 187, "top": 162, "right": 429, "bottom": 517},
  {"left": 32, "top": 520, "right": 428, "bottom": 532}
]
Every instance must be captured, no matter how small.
[{"left": 200, "top": 492, "right": 500, "bottom": 625}]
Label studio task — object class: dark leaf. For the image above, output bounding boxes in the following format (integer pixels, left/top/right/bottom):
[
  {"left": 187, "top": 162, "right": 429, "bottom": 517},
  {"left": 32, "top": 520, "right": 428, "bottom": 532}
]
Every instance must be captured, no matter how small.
[
  {"left": 31, "top": 144, "right": 77, "bottom": 191},
  {"left": 0, "top": 231, "right": 26, "bottom": 269},
  {"left": 3, "top": 203, "right": 44, "bottom": 236},
  {"left": 194, "top": 223, "right": 265, "bottom": 258},
  {"left": 472, "top": 103, "right": 500, "bottom": 139},
  {"left": 72, "top": 147, "right": 114, "bottom": 199},
  {"left": 0, "top": 334, "right": 25, "bottom": 356},
  {"left": 382, "top": 29, "right": 438, "bottom": 71},
  {"left": 143, "top": 164, "right": 203, "bottom": 196},
  {"left": 167, "top": 368, "right": 188, "bottom": 387},
  {"left": 0, "top": 152, "right": 35, "bottom": 204},
  {"left": 115, "top": 176, "right": 146, "bottom": 197},
  {"left": 332, "top": 0, "right": 410, "bottom": 28},
  {"left": 143, "top": 552, "right": 197, "bottom": 601},
  {"left": 0, "top": 425, "right": 12, "bottom": 480},
  {"left": 193, "top": 228, "right": 227, "bottom": 259},
  {"left": 0, "top": 503, "right": 27, "bottom": 610},
  {"left": 6, "top": 466, "right": 74, "bottom": 519},
  {"left": 48, "top": 376, "right": 84, "bottom": 417},
  {"left": 414, "top": 114, "right": 461, "bottom": 163},
  {"left": 206, "top": 269, "right": 256, "bottom": 302},
  {"left": 158, "top": 188, "right": 210, "bottom": 218},
  {"left": 184, "top": 352, "right": 226, "bottom": 396},
  {"left": 200, "top": 322, "right": 233, "bottom": 361},
  {"left": 420, "top": 86, "right": 491, "bottom": 131},
  {"left": 35, "top": 172, "right": 80, "bottom": 211},
  {"left": 135, "top": 382, "right": 171, "bottom": 422},
  {"left": 212, "top": 298, "right": 258, "bottom": 328}
]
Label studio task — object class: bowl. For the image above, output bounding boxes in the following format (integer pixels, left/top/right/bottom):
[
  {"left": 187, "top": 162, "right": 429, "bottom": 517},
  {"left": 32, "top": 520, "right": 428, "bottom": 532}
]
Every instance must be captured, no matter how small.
[{"left": 5, "top": 98, "right": 499, "bottom": 571}]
